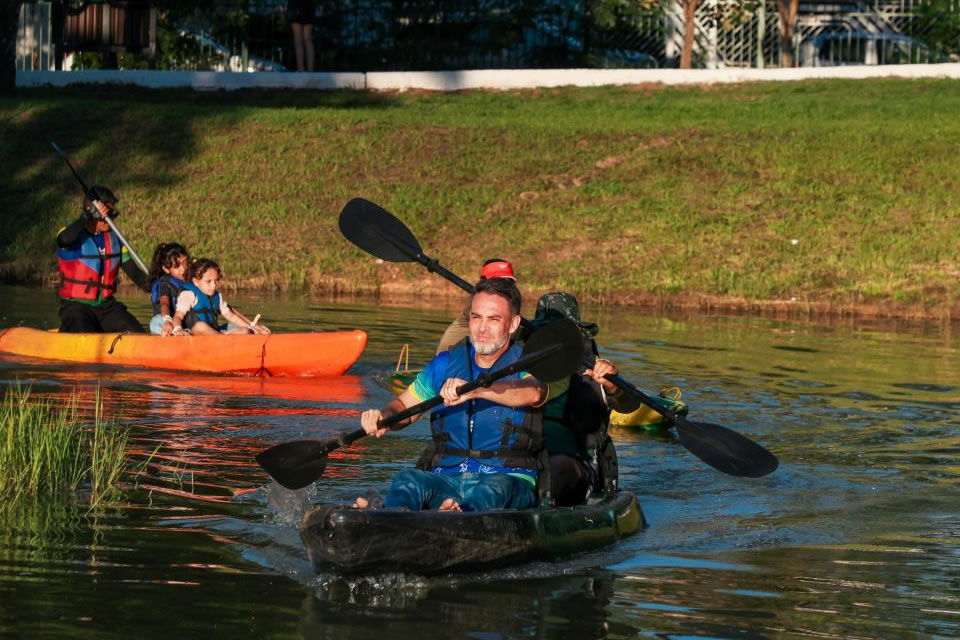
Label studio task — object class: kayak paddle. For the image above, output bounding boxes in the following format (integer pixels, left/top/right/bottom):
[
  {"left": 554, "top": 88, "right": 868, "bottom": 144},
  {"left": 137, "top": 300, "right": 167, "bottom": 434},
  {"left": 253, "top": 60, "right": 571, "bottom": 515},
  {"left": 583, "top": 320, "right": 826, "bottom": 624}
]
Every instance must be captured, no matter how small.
[
  {"left": 337, "top": 197, "right": 780, "bottom": 478},
  {"left": 339, "top": 197, "right": 475, "bottom": 294},
  {"left": 594, "top": 362, "right": 778, "bottom": 477},
  {"left": 50, "top": 140, "right": 150, "bottom": 275},
  {"left": 339, "top": 197, "right": 535, "bottom": 329},
  {"left": 256, "top": 317, "right": 584, "bottom": 490}
]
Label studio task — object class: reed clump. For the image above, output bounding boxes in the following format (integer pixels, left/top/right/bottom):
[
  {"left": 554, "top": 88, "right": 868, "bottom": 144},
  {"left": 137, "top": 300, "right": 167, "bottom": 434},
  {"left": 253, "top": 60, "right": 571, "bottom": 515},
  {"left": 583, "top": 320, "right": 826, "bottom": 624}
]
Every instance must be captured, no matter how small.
[{"left": 0, "top": 385, "right": 130, "bottom": 509}]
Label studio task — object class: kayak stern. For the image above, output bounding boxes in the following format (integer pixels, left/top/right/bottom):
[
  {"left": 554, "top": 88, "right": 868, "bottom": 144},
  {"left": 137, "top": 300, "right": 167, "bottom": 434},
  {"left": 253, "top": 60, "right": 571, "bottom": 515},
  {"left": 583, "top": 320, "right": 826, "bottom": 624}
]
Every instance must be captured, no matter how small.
[{"left": 299, "top": 491, "right": 645, "bottom": 575}]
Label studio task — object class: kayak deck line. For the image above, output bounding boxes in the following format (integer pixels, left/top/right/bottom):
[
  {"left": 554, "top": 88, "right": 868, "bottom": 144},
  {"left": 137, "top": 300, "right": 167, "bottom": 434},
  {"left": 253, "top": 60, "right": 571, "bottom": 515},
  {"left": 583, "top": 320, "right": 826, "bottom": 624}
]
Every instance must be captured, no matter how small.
[
  {"left": 257, "top": 337, "right": 271, "bottom": 376},
  {"left": 0, "top": 327, "right": 368, "bottom": 377},
  {"left": 299, "top": 490, "right": 646, "bottom": 575}
]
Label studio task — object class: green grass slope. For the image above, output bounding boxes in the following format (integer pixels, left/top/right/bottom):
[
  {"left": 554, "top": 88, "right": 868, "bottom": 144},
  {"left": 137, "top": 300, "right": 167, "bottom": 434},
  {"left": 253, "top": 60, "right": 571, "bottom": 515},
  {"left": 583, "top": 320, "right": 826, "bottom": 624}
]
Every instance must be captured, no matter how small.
[{"left": 2, "top": 79, "right": 959, "bottom": 317}]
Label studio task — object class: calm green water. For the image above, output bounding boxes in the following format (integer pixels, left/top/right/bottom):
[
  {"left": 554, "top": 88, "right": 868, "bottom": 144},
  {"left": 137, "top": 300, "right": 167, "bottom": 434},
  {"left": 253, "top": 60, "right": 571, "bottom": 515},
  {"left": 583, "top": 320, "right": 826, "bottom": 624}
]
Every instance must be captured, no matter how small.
[{"left": 1, "top": 284, "right": 958, "bottom": 639}]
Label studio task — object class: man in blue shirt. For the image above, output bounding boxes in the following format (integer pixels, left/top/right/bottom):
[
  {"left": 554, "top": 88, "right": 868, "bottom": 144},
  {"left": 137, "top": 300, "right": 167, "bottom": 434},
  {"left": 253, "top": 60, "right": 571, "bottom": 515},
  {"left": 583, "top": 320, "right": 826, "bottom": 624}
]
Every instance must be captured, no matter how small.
[{"left": 355, "top": 277, "right": 548, "bottom": 512}]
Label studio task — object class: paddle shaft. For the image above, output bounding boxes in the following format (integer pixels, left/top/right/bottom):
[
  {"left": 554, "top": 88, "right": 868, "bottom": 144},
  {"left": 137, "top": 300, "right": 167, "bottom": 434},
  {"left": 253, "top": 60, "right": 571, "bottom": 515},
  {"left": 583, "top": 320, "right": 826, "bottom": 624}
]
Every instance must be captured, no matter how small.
[
  {"left": 103, "top": 216, "right": 149, "bottom": 275},
  {"left": 604, "top": 373, "right": 686, "bottom": 428},
  {"left": 348, "top": 202, "right": 533, "bottom": 328},
  {"left": 228, "top": 305, "right": 262, "bottom": 330},
  {"left": 377, "top": 226, "right": 534, "bottom": 330},
  {"left": 318, "top": 341, "right": 563, "bottom": 454},
  {"left": 385, "top": 239, "right": 536, "bottom": 331},
  {"left": 369, "top": 223, "right": 474, "bottom": 293},
  {"left": 51, "top": 141, "right": 150, "bottom": 275},
  {"left": 393, "top": 342, "right": 561, "bottom": 423}
]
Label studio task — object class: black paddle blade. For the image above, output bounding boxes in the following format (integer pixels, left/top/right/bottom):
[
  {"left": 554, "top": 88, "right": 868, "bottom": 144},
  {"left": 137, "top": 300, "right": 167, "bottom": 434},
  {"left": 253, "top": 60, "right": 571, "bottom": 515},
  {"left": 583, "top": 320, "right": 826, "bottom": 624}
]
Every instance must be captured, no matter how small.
[
  {"left": 255, "top": 440, "right": 330, "bottom": 490},
  {"left": 521, "top": 318, "right": 584, "bottom": 383},
  {"left": 675, "top": 421, "right": 779, "bottom": 478},
  {"left": 339, "top": 198, "right": 423, "bottom": 263}
]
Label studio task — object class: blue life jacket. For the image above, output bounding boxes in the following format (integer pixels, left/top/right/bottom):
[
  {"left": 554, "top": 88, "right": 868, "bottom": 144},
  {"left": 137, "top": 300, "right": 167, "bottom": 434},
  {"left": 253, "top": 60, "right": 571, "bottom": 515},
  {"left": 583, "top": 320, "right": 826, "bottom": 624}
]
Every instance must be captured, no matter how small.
[
  {"left": 181, "top": 281, "right": 221, "bottom": 330},
  {"left": 425, "top": 340, "right": 544, "bottom": 475},
  {"left": 150, "top": 274, "right": 185, "bottom": 315}
]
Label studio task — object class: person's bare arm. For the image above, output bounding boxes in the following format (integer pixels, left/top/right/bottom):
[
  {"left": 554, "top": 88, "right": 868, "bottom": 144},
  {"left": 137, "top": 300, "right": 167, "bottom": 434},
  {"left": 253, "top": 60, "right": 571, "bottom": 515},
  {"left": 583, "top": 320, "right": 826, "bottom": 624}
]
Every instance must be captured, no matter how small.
[
  {"left": 360, "top": 389, "right": 424, "bottom": 438},
  {"left": 170, "top": 291, "right": 196, "bottom": 336},
  {"left": 158, "top": 294, "right": 175, "bottom": 337},
  {"left": 221, "top": 300, "right": 270, "bottom": 334},
  {"left": 440, "top": 377, "right": 546, "bottom": 408}
]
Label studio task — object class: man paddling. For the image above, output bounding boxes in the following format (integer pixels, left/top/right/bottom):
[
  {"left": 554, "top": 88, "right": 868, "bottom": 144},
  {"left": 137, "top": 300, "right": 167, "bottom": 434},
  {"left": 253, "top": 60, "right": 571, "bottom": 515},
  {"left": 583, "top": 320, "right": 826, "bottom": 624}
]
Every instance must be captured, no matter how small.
[
  {"left": 355, "top": 277, "right": 549, "bottom": 512},
  {"left": 56, "top": 186, "right": 148, "bottom": 333}
]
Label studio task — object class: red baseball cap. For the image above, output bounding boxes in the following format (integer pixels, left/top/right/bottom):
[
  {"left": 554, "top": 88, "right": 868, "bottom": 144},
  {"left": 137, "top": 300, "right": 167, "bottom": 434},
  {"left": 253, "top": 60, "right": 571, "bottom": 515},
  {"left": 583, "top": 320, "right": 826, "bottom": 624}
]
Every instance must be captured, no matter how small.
[{"left": 480, "top": 259, "right": 515, "bottom": 280}]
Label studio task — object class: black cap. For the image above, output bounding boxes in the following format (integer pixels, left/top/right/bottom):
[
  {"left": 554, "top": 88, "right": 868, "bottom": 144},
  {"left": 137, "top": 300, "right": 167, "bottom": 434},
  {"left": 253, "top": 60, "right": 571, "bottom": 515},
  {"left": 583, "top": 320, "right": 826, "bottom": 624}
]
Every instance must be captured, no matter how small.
[{"left": 89, "top": 185, "right": 117, "bottom": 204}]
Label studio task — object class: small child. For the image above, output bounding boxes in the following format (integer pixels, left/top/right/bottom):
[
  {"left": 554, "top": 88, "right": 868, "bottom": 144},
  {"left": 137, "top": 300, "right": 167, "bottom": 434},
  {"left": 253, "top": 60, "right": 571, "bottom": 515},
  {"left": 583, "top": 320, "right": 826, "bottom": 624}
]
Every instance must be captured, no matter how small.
[
  {"left": 171, "top": 258, "right": 270, "bottom": 336},
  {"left": 147, "top": 242, "right": 190, "bottom": 337}
]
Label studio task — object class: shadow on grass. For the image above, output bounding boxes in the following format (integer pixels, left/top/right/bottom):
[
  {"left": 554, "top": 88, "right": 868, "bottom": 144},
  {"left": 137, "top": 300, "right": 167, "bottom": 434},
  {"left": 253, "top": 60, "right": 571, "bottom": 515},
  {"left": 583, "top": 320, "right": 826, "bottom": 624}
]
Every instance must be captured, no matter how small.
[{"left": 0, "top": 87, "right": 400, "bottom": 284}]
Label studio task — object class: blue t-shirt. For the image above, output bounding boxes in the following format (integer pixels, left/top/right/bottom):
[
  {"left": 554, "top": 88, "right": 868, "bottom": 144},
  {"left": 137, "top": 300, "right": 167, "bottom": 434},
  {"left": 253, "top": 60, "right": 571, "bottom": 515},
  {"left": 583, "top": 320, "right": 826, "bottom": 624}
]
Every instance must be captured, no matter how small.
[{"left": 408, "top": 347, "right": 537, "bottom": 485}]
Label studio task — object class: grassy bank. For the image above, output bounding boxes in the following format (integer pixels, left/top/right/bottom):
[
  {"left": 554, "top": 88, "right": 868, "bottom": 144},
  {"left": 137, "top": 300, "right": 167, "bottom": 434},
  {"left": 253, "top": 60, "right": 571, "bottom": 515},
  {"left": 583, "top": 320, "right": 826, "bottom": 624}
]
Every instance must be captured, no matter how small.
[
  {"left": 0, "top": 386, "right": 129, "bottom": 509},
  {"left": 2, "top": 79, "right": 959, "bottom": 318}
]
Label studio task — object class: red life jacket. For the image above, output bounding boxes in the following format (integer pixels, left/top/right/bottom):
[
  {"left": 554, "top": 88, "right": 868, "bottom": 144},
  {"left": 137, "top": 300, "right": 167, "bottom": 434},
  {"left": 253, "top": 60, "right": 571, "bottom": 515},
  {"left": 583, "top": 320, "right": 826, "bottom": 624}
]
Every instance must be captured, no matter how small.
[{"left": 57, "top": 229, "right": 123, "bottom": 301}]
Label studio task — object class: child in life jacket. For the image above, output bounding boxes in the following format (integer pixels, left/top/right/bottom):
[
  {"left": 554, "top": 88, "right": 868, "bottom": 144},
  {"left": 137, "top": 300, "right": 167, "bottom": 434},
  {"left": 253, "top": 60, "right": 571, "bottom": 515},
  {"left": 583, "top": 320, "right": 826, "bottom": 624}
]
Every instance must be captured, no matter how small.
[
  {"left": 170, "top": 258, "right": 270, "bottom": 336},
  {"left": 148, "top": 242, "right": 189, "bottom": 337}
]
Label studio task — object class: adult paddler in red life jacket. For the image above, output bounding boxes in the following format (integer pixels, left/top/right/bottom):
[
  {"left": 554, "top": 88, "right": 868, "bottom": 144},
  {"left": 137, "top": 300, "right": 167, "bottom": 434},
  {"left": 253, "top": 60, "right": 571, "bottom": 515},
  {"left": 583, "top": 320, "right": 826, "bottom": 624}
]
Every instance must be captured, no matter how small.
[
  {"left": 354, "top": 277, "right": 549, "bottom": 512},
  {"left": 55, "top": 185, "right": 148, "bottom": 333}
]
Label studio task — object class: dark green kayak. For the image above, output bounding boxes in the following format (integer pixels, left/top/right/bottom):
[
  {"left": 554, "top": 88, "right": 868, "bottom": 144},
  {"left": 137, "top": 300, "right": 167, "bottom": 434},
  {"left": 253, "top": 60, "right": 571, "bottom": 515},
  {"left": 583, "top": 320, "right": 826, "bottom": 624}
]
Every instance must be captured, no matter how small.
[{"left": 299, "top": 490, "right": 646, "bottom": 575}]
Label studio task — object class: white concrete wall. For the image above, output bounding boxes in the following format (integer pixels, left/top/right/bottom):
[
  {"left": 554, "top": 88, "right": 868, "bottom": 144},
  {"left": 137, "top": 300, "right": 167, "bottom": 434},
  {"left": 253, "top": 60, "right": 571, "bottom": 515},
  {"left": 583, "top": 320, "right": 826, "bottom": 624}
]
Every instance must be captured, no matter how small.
[{"left": 16, "top": 64, "right": 960, "bottom": 92}]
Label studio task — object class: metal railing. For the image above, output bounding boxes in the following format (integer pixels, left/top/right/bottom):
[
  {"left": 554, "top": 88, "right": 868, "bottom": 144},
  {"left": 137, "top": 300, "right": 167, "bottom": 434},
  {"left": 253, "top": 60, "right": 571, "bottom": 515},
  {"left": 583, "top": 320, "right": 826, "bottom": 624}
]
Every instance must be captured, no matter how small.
[
  {"left": 16, "top": 0, "right": 959, "bottom": 72},
  {"left": 16, "top": 2, "right": 52, "bottom": 71}
]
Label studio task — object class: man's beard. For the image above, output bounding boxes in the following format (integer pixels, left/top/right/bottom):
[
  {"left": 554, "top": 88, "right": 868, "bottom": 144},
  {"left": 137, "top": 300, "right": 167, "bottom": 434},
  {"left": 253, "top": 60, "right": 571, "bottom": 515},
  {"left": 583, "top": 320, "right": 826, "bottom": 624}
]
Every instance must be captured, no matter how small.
[{"left": 471, "top": 332, "right": 509, "bottom": 356}]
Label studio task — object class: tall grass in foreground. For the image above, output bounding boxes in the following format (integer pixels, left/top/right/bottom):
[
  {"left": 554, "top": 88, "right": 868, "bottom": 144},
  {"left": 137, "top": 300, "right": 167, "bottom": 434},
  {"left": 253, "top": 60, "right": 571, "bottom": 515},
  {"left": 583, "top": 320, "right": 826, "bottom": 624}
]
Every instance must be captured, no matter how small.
[{"left": 0, "top": 385, "right": 130, "bottom": 509}]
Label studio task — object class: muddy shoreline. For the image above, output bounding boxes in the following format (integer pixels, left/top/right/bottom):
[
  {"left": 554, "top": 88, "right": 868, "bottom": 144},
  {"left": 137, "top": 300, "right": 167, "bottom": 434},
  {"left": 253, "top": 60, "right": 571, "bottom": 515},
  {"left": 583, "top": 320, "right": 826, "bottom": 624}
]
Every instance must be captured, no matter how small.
[{"left": 69, "top": 274, "right": 959, "bottom": 324}]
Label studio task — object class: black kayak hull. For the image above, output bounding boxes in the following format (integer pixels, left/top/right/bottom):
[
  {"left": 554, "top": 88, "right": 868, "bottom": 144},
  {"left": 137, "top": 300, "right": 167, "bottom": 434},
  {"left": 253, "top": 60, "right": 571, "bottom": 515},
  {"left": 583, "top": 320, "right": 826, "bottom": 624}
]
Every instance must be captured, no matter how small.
[{"left": 299, "top": 491, "right": 646, "bottom": 575}]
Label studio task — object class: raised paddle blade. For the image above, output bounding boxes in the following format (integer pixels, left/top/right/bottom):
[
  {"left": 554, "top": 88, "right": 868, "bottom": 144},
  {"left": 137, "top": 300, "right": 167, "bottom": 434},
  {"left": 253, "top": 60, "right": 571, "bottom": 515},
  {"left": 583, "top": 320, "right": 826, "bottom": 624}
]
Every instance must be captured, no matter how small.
[
  {"left": 339, "top": 198, "right": 423, "bottom": 263},
  {"left": 674, "top": 420, "right": 779, "bottom": 478},
  {"left": 520, "top": 318, "right": 584, "bottom": 383},
  {"left": 255, "top": 440, "right": 330, "bottom": 490}
]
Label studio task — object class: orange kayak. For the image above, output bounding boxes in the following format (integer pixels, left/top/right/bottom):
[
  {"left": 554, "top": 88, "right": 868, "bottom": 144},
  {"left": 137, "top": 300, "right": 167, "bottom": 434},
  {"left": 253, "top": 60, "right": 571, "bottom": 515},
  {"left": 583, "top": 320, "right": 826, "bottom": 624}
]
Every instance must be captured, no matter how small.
[{"left": 0, "top": 327, "right": 367, "bottom": 377}]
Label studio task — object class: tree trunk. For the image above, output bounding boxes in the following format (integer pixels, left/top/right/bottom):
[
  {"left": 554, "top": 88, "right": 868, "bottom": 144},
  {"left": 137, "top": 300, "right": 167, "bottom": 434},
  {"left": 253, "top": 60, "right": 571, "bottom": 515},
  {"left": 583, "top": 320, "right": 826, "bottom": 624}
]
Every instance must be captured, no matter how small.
[
  {"left": 0, "top": 1, "right": 23, "bottom": 95},
  {"left": 776, "top": 0, "right": 799, "bottom": 67},
  {"left": 680, "top": 0, "right": 699, "bottom": 69}
]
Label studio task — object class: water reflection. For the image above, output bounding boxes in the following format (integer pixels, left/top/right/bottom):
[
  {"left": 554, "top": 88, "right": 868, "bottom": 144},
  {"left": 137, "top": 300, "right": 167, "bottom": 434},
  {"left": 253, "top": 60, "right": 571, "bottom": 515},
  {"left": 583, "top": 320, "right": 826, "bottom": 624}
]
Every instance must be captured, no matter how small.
[
  {"left": 1, "top": 284, "right": 959, "bottom": 639},
  {"left": 300, "top": 573, "right": 624, "bottom": 640}
]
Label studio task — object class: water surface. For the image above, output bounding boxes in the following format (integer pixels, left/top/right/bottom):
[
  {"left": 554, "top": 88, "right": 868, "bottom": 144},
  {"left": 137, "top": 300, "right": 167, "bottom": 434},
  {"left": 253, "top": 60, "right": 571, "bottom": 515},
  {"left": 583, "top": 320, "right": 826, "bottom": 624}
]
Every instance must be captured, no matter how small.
[{"left": 1, "top": 284, "right": 958, "bottom": 639}]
